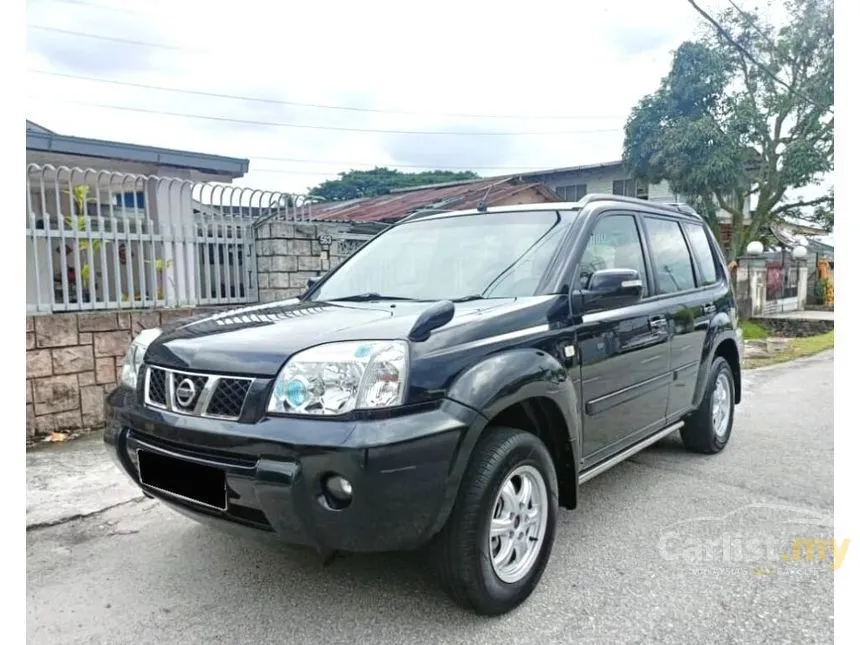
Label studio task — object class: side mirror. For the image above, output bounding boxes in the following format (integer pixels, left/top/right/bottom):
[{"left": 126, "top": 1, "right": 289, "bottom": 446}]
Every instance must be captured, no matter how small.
[
  {"left": 578, "top": 268, "right": 643, "bottom": 312},
  {"left": 306, "top": 276, "right": 321, "bottom": 289}
]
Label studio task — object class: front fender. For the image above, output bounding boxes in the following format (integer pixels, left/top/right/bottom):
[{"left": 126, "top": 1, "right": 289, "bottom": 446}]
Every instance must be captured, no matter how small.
[
  {"left": 447, "top": 347, "right": 579, "bottom": 432},
  {"left": 425, "top": 348, "right": 580, "bottom": 535}
]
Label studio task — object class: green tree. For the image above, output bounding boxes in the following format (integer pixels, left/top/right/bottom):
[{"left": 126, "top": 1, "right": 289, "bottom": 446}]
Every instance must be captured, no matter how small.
[
  {"left": 623, "top": 0, "right": 833, "bottom": 260},
  {"left": 308, "top": 167, "right": 480, "bottom": 201}
]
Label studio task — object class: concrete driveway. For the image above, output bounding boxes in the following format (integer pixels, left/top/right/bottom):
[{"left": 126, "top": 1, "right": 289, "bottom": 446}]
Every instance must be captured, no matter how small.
[{"left": 26, "top": 352, "right": 834, "bottom": 645}]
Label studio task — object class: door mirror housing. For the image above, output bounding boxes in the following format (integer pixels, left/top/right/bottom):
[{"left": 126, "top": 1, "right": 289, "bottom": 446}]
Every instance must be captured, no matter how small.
[{"left": 576, "top": 268, "right": 643, "bottom": 312}]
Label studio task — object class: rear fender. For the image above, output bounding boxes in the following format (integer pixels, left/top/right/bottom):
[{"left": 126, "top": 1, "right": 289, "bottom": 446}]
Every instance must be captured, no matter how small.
[{"left": 693, "top": 313, "right": 743, "bottom": 408}]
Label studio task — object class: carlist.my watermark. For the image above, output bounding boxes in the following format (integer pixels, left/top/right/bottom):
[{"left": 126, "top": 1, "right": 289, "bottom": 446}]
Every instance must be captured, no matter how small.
[{"left": 656, "top": 503, "right": 849, "bottom": 573}]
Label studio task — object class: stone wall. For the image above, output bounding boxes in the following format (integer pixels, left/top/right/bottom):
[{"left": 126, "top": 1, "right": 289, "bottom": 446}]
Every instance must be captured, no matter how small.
[
  {"left": 255, "top": 221, "right": 357, "bottom": 303},
  {"left": 26, "top": 308, "right": 200, "bottom": 442},
  {"left": 750, "top": 317, "right": 835, "bottom": 338}
]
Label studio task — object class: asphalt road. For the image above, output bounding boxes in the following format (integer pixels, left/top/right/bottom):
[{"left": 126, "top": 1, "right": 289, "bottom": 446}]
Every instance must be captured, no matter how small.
[{"left": 27, "top": 352, "right": 835, "bottom": 645}]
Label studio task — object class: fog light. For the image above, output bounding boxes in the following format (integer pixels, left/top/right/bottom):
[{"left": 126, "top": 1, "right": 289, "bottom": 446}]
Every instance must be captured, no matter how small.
[{"left": 325, "top": 475, "right": 353, "bottom": 501}]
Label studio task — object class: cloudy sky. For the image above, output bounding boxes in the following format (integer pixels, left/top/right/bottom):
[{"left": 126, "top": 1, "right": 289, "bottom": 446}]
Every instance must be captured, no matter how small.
[{"left": 26, "top": 0, "right": 784, "bottom": 194}]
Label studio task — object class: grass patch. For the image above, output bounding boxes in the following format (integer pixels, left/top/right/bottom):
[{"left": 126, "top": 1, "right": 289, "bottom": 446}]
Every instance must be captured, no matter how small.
[
  {"left": 744, "top": 330, "right": 834, "bottom": 369},
  {"left": 740, "top": 320, "right": 769, "bottom": 340}
]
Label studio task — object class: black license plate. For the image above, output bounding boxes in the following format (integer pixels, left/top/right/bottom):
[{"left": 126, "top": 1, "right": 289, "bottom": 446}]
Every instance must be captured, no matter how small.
[{"left": 137, "top": 449, "right": 227, "bottom": 511}]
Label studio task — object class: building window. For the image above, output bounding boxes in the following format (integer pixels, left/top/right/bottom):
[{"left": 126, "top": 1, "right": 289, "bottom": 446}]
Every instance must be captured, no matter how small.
[
  {"left": 611, "top": 179, "right": 649, "bottom": 200},
  {"left": 556, "top": 184, "right": 587, "bottom": 201},
  {"left": 114, "top": 191, "right": 146, "bottom": 210}
]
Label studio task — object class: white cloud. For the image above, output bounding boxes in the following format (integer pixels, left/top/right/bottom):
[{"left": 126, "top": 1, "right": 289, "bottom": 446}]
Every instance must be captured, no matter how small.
[{"left": 26, "top": 0, "right": 757, "bottom": 194}]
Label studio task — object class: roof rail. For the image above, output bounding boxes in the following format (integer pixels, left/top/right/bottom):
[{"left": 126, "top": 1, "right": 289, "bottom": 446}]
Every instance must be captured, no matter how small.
[
  {"left": 578, "top": 193, "right": 701, "bottom": 219},
  {"left": 662, "top": 202, "right": 700, "bottom": 217},
  {"left": 398, "top": 207, "right": 455, "bottom": 224}
]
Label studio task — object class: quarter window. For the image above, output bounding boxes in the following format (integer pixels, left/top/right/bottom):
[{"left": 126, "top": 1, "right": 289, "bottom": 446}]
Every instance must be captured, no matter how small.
[
  {"left": 578, "top": 215, "right": 649, "bottom": 297},
  {"left": 684, "top": 223, "right": 719, "bottom": 285},
  {"left": 643, "top": 217, "right": 697, "bottom": 293}
]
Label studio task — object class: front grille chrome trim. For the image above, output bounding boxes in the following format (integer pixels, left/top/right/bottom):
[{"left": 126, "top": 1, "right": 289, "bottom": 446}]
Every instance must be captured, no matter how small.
[{"left": 143, "top": 366, "right": 254, "bottom": 421}]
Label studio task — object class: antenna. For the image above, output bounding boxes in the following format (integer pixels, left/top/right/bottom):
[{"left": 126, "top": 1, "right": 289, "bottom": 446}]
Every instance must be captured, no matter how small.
[{"left": 475, "top": 181, "right": 497, "bottom": 212}]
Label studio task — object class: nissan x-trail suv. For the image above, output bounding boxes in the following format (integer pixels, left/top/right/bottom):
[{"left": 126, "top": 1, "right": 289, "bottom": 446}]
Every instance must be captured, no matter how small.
[{"left": 105, "top": 194, "right": 743, "bottom": 616}]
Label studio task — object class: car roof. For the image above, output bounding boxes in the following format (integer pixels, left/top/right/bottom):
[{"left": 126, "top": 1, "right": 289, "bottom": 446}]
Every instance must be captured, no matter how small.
[{"left": 398, "top": 193, "right": 704, "bottom": 224}]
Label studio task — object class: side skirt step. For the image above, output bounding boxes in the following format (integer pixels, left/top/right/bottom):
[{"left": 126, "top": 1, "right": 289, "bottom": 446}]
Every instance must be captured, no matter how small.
[{"left": 578, "top": 421, "right": 685, "bottom": 485}]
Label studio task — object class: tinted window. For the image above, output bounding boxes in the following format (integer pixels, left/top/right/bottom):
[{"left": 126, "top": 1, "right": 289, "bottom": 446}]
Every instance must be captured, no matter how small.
[
  {"left": 310, "top": 210, "right": 568, "bottom": 302},
  {"left": 578, "top": 215, "right": 649, "bottom": 297},
  {"left": 643, "top": 217, "right": 697, "bottom": 293},
  {"left": 684, "top": 223, "right": 719, "bottom": 285}
]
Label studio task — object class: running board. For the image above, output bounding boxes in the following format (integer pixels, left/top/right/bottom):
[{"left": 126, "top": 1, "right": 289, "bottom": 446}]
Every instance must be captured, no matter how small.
[{"left": 578, "top": 421, "right": 685, "bottom": 485}]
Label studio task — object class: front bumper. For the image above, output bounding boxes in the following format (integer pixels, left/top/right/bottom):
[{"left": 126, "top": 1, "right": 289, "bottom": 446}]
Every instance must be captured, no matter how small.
[{"left": 104, "top": 387, "right": 478, "bottom": 553}]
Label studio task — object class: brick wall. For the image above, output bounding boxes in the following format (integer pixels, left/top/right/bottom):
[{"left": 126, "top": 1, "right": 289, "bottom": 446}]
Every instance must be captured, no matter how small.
[
  {"left": 255, "top": 221, "right": 355, "bottom": 303},
  {"left": 25, "top": 308, "right": 200, "bottom": 442}
]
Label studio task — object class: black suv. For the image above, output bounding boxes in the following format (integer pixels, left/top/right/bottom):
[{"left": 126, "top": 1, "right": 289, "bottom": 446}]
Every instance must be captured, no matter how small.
[{"left": 105, "top": 195, "right": 743, "bottom": 616}]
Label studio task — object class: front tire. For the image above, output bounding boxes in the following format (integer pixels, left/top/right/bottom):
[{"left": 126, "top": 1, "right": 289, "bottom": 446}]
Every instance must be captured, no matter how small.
[
  {"left": 434, "top": 426, "right": 559, "bottom": 616},
  {"left": 681, "top": 356, "right": 736, "bottom": 454}
]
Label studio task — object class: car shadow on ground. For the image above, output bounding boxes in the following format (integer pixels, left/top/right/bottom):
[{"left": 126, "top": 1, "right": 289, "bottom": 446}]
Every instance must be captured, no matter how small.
[{"left": 145, "top": 439, "right": 689, "bottom": 626}]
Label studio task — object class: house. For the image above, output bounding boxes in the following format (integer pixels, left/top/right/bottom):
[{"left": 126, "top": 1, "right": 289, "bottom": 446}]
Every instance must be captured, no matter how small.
[
  {"left": 310, "top": 176, "right": 562, "bottom": 223},
  {"left": 308, "top": 160, "right": 751, "bottom": 232},
  {"left": 26, "top": 120, "right": 249, "bottom": 182},
  {"left": 515, "top": 161, "right": 756, "bottom": 248},
  {"left": 516, "top": 160, "right": 671, "bottom": 202},
  {"left": 26, "top": 120, "right": 253, "bottom": 313}
]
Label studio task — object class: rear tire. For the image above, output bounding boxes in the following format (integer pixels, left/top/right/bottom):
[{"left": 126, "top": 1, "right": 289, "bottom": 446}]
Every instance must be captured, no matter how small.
[
  {"left": 681, "top": 356, "right": 735, "bottom": 454},
  {"left": 434, "top": 426, "right": 559, "bottom": 616}
]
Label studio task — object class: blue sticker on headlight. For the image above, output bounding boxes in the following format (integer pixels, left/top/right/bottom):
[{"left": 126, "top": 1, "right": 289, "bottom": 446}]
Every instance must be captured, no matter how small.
[
  {"left": 354, "top": 344, "right": 372, "bottom": 359},
  {"left": 285, "top": 378, "right": 308, "bottom": 408}
]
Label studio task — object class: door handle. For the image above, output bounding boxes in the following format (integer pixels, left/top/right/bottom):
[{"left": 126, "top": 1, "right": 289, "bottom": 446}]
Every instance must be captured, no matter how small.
[{"left": 649, "top": 316, "right": 667, "bottom": 331}]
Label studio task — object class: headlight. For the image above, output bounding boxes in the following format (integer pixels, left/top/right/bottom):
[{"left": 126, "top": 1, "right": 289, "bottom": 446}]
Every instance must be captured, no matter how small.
[
  {"left": 268, "top": 340, "right": 409, "bottom": 416},
  {"left": 120, "top": 328, "right": 162, "bottom": 389}
]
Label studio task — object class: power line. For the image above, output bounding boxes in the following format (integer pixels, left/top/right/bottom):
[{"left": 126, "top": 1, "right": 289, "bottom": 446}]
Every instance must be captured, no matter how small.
[
  {"left": 37, "top": 0, "right": 142, "bottom": 14},
  {"left": 27, "top": 24, "right": 209, "bottom": 52},
  {"left": 29, "top": 97, "right": 623, "bottom": 136},
  {"left": 251, "top": 168, "right": 480, "bottom": 177},
  {"left": 29, "top": 69, "right": 623, "bottom": 121},
  {"left": 247, "top": 168, "right": 338, "bottom": 177},
  {"left": 684, "top": 0, "right": 832, "bottom": 114},
  {"left": 250, "top": 156, "right": 553, "bottom": 171}
]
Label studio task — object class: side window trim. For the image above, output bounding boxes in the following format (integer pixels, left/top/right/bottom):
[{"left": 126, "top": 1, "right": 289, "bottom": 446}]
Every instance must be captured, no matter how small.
[
  {"left": 632, "top": 211, "right": 657, "bottom": 298},
  {"left": 571, "top": 210, "right": 652, "bottom": 299},
  {"left": 678, "top": 222, "right": 705, "bottom": 288}
]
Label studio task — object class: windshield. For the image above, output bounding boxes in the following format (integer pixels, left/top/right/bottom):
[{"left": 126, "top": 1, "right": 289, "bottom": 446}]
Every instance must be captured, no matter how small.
[{"left": 309, "top": 210, "right": 568, "bottom": 302}]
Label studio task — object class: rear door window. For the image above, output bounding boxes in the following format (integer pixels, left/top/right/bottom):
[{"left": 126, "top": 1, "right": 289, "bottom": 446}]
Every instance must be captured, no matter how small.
[{"left": 642, "top": 217, "right": 697, "bottom": 294}]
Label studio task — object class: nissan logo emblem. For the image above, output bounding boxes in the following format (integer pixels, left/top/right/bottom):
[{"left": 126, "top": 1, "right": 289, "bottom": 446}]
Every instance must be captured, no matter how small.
[{"left": 174, "top": 378, "right": 197, "bottom": 409}]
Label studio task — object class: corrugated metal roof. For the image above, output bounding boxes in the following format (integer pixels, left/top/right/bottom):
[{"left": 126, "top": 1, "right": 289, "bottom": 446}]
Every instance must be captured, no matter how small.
[{"left": 310, "top": 177, "right": 561, "bottom": 223}]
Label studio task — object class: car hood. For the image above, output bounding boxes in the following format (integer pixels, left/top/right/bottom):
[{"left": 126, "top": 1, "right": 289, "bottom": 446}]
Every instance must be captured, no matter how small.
[{"left": 144, "top": 296, "right": 552, "bottom": 376}]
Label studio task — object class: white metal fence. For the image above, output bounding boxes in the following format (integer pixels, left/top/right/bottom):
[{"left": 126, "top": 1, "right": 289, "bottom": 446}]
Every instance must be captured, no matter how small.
[{"left": 26, "top": 164, "right": 315, "bottom": 314}]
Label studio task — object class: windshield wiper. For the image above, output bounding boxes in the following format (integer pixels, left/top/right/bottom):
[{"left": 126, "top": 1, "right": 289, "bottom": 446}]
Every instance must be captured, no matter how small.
[
  {"left": 329, "top": 292, "right": 419, "bottom": 302},
  {"left": 451, "top": 294, "right": 486, "bottom": 302}
]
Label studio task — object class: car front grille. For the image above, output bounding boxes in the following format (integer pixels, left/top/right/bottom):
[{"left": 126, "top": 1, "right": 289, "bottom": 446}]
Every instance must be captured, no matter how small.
[{"left": 144, "top": 366, "right": 254, "bottom": 420}]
